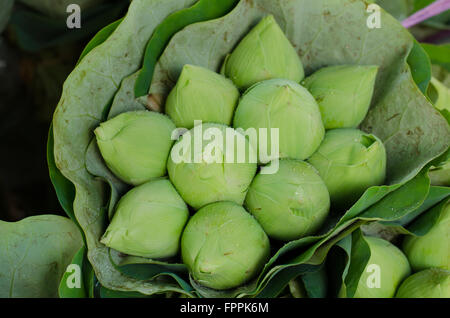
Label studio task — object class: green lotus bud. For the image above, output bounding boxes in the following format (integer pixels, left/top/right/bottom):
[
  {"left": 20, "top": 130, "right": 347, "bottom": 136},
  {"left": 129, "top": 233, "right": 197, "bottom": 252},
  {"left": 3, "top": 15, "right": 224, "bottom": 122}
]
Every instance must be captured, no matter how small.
[
  {"left": 181, "top": 201, "right": 270, "bottom": 290},
  {"left": 223, "top": 15, "right": 304, "bottom": 90},
  {"left": 402, "top": 201, "right": 449, "bottom": 271},
  {"left": 308, "top": 129, "right": 386, "bottom": 210},
  {"left": 396, "top": 268, "right": 450, "bottom": 298},
  {"left": 245, "top": 159, "right": 330, "bottom": 241},
  {"left": 233, "top": 79, "right": 324, "bottom": 163},
  {"left": 167, "top": 123, "right": 257, "bottom": 210},
  {"left": 95, "top": 111, "right": 176, "bottom": 185},
  {"left": 350, "top": 236, "right": 411, "bottom": 298},
  {"left": 100, "top": 178, "right": 189, "bottom": 259},
  {"left": 302, "top": 65, "right": 378, "bottom": 129},
  {"left": 165, "top": 64, "right": 240, "bottom": 129}
]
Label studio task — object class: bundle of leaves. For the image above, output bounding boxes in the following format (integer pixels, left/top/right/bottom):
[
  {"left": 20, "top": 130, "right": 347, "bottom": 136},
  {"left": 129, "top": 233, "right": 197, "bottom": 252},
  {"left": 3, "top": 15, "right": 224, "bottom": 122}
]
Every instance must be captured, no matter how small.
[{"left": 47, "top": 0, "right": 449, "bottom": 297}]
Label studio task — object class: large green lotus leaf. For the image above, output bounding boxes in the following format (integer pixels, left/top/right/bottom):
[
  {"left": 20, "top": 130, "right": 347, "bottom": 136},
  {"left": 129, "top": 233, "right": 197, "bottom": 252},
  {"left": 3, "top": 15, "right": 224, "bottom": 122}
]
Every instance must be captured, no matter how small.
[
  {"left": 108, "top": 72, "right": 147, "bottom": 119},
  {"left": 52, "top": 0, "right": 199, "bottom": 296},
  {"left": 0, "top": 215, "right": 83, "bottom": 298}
]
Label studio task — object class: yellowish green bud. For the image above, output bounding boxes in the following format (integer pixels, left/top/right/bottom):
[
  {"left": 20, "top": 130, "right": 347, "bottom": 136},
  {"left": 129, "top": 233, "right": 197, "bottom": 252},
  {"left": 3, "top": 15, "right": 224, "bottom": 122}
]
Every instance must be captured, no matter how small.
[
  {"left": 233, "top": 79, "right": 324, "bottom": 163},
  {"left": 402, "top": 201, "right": 449, "bottom": 271},
  {"left": 181, "top": 202, "right": 270, "bottom": 290},
  {"left": 352, "top": 236, "right": 411, "bottom": 298},
  {"left": 101, "top": 178, "right": 189, "bottom": 259},
  {"left": 245, "top": 159, "right": 330, "bottom": 241},
  {"left": 396, "top": 268, "right": 450, "bottom": 298},
  {"left": 94, "top": 111, "right": 176, "bottom": 186},
  {"left": 308, "top": 129, "right": 386, "bottom": 210},
  {"left": 167, "top": 123, "right": 257, "bottom": 210},
  {"left": 223, "top": 15, "right": 304, "bottom": 90},
  {"left": 165, "top": 64, "right": 240, "bottom": 129},
  {"left": 303, "top": 65, "right": 378, "bottom": 129}
]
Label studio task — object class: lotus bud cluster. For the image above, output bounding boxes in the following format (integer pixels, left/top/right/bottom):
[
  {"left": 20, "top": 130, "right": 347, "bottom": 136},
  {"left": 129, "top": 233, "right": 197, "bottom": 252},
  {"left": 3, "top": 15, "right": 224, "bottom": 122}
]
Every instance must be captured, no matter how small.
[
  {"left": 181, "top": 202, "right": 270, "bottom": 290},
  {"left": 92, "top": 13, "right": 397, "bottom": 293},
  {"left": 165, "top": 64, "right": 240, "bottom": 129},
  {"left": 308, "top": 129, "right": 386, "bottom": 210},
  {"left": 100, "top": 178, "right": 189, "bottom": 259},
  {"left": 245, "top": 159, "right": 330, "bottom": 241}
]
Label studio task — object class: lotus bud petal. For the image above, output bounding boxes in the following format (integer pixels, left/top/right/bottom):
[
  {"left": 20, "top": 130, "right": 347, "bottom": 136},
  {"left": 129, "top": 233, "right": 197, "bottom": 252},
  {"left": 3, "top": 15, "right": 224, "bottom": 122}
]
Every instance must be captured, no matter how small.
[
  {"left": 396, "top": 268, "right": 450, "bottom": 298},
  {"left": 349, "top": 236, "right": 411, "bottom": 298},
  {"left": 233, "top": 79, "right": 325, "bottom": 163},
  {"left": 181, "top": 202, "right": 270, "bottom": 290},
  {"left": 402, "top": 201, "right": 449, "bottom": 271},
  {"left": 95, "top": 111, "right": 176, "bottom": 185},
  {"left": 100, "top": 178, "right": 189, "bottom": 259},
  {"left": 245, "top": 159, "right": 330, "bottom": 241},
  {"left": 167, "top": 123, "right": 257, "bottom": 210},
  {"left": 165, "top": 64, "right": 240, "bottom": 129},
  {"left": 308, "top": 128, "right": 386, "bottom": 210},
  {"left": 302, "top": 65, "right": 378, "bottom": 129},
  {"left": 223, "top": 15, "right": 304, "bottom": 90}
]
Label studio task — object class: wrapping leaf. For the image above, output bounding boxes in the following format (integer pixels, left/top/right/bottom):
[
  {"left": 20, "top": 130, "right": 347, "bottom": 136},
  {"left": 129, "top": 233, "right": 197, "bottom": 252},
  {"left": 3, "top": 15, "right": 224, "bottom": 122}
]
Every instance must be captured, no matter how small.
[{"left": 0, "top": 215, "right": 83, "bottom": 297}]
